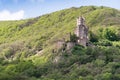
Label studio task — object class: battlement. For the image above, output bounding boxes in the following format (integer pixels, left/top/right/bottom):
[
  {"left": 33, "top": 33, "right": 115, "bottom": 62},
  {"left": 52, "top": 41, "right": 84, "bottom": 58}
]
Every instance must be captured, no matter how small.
[{"left": 77, "top": 16, "right": 85, "bottom": 26}]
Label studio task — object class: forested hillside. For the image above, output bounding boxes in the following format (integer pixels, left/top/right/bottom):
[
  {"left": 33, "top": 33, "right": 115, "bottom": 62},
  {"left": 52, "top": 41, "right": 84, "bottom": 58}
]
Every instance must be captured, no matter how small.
[{"left": 0, "top": 6, "right": 120, "bottom": 80}]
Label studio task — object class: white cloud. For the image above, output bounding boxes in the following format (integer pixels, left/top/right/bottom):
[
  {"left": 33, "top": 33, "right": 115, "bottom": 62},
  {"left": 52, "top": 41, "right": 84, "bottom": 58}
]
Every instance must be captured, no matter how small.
[{"left": 0, "top": 10, "right": 25, "bottom": 21}]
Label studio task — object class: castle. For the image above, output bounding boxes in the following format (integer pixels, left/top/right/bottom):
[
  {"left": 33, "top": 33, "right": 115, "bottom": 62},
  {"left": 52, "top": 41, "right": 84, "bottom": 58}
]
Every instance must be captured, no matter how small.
[
  {"left": 56, "top": 16, "right": 89, "bottom": 52},
  {"left": 74, "top": 16, "right": 89, "bottom": 47}
]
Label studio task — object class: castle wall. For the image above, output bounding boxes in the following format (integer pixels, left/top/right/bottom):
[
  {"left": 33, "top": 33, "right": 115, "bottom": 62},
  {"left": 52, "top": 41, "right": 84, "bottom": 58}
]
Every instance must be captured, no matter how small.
[
  {"left": 57, "top": 41, "right": 65, "bottom": 48},
  {"left": 79, "top": 37, "right": 88, "bottom": 47},
  {"left": 66, "top": 42, "right": 75, "bottom": 50},
  {"left": 75, "top": 16, "right": 89, "bottom": 47}
]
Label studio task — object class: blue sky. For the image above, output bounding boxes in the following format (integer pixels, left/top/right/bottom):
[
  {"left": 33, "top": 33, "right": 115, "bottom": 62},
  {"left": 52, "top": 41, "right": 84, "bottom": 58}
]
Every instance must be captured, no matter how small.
[{"left": 0, "top": 0, "right": 119, "bottom": 20}]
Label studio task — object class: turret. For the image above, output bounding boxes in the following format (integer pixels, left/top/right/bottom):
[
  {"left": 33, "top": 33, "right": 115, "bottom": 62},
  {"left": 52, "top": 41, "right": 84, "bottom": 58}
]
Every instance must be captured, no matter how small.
[
  {"left": 75, "top": 16, "right": 89, "bottom": 47},
  {"left": 77, "top": 16, "right": 85, "bottom": 26}
]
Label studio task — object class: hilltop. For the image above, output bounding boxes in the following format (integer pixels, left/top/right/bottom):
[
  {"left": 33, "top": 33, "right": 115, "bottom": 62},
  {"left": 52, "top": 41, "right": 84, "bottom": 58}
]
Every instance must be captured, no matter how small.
[{"left": 0, "top": 6, "right": 120, "bottom": 80}]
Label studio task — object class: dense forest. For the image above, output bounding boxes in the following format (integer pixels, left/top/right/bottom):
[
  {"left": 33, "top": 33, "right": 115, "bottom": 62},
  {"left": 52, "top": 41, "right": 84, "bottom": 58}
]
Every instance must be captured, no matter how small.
[{"left": 0, "top": 6, "right": 120, "bottom": 80}]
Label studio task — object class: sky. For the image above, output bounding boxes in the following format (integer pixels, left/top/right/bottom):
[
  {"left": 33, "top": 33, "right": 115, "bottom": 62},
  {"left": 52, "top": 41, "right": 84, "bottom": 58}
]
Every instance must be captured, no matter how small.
[{"left": 0, "top": 0, "right": 119, "bottom": 21}]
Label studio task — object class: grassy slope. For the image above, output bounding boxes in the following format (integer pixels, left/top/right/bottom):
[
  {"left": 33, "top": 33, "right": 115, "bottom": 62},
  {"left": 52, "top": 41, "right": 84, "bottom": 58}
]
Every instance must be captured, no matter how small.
[
  {"left": 0, "top": 6, "right": 120, "bottom": 43},
  {"left": 0, "top": 6, "right": 120, "bottom": 80}
]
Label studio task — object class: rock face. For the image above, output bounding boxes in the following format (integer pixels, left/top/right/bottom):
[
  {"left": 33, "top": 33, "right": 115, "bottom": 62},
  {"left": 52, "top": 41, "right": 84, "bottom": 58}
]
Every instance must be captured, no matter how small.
[{"left": 74, "top": 16, "right": 89, "bottom": 47}]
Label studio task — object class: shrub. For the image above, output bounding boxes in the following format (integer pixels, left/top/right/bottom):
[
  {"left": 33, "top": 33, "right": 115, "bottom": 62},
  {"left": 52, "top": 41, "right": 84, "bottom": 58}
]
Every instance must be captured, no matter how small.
[
  {"left": 71, "top": 45, "right": 85, "bottom": 55},
  {"left": 103, "top": 28, "right": 118, "bottom": 41},
  {"left": 89, "top": 31, "right": 98, "bottom": 42},
  {"left": 97, "top": 40, "right": 112, "bottom": 46}
]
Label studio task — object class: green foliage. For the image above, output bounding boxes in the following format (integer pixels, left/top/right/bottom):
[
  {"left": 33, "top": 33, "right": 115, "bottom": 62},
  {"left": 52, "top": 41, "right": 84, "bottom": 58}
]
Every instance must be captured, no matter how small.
[
  {"left": 70, "top": 33, "right": 78, "bottom": 42},
  {"left": 103, "top": 28, "right": 118, "bottom": 41},
  {"left": 71, "top": 45, "right": 85, "bottom": 55},
  {"left": 97, "top": 40, "right": 113, "bottom": 46},
  {"left": 0, "top": 6, "right": 120, "bottom": 80},
  {"left": 89, "top": 31, "right": 98, "bottom": 42}
]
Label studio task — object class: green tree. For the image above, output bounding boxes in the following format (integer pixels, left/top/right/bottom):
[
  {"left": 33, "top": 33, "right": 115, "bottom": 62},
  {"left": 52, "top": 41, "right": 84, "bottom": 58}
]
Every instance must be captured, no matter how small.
[{"left": 103, "top": 28, "right": 118, "bottom": 41}]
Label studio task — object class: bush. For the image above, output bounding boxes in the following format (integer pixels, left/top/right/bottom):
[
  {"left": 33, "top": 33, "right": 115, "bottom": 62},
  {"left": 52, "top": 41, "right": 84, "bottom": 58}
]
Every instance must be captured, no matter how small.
[
  {"left": 101, "top": 72, "right": 112, "bottom": 80},
  {"left": 89, "top": 31, "right": 98, "bottom": 42},
  {"left": 103, "top": 28, "right": 118, "bottom": 41},
  {"left": 71, "top": 45, "right": 85, "bottom": 55},
  {"left": 97, "top": 40, "right": 112, "bottom": 46}
]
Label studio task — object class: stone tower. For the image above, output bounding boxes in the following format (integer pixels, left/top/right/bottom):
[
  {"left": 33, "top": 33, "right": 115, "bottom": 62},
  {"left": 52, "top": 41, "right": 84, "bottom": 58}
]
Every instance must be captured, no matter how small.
[{"left": 74, "top": 16, "right": 89, "bottom": 47}]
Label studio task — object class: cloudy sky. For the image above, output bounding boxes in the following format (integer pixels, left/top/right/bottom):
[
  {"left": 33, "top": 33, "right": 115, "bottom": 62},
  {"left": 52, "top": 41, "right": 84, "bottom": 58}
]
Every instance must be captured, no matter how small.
[{"left": 0, "top": 0, "right": 119, "bottom": 21}]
